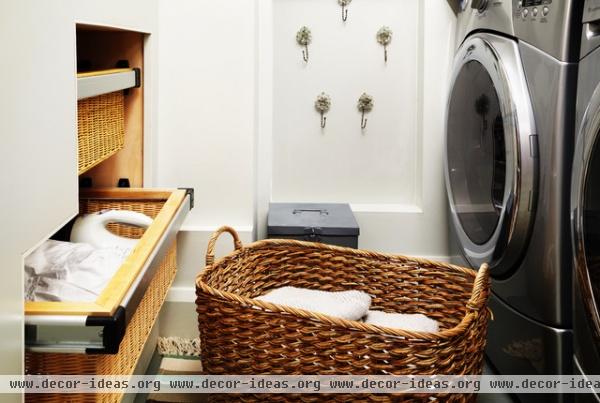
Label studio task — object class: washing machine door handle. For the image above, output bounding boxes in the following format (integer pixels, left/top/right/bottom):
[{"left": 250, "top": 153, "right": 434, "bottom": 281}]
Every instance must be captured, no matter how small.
[{"left": 491, "top": 192, "right": 513, "bottom": 263}]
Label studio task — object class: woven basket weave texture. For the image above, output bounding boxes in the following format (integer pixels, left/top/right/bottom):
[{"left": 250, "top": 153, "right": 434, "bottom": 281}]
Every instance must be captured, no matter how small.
[
  {"left": 196, "top": 226, "right": 491, "bottom": 403},
  {"left": 77, "top": 91, "right": 125, "bottom": 175}
]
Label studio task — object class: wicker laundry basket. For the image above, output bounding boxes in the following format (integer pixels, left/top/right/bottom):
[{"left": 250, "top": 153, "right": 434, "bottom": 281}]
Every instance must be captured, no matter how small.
[
  {"left": 77, "top": 91, "right": 126, "bottom": 175},
  {"left": 196, "top": 227, "right": 491, "bottom": 403}
]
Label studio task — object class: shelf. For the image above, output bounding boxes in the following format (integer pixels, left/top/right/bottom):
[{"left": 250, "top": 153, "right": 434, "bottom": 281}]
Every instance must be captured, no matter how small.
[{"left": 77, "top": 68, "right": 140, "bottom": 100}]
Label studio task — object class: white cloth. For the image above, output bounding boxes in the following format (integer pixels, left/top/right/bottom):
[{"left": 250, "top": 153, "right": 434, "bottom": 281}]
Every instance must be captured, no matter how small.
[
  {"left": 25, "top": 240, "right": 132, "bottom": 302},
  {"left": 364, "top": 310, "right": 439, "bottom": 333},
  {"left": 256, "top": 286, "right": 371, "bottom": 321}
]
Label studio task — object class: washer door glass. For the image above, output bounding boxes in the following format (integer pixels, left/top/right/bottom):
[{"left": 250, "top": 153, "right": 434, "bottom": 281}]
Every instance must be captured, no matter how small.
[
  {"left": 584, "top": 137, "right": 600, "bottom": 313},
  {"left": 445, "top": 34, "right": 537, "bottom": 271},
  {"left": 447, "top": 60, "right": 506, "bottom": 245}
]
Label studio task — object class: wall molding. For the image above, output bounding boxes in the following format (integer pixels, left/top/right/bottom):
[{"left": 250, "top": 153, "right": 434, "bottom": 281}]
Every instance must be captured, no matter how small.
[
  {"left": 254, "top": 1, "right": 426, "bottom": 209},
  {"left": 167, "top": 286, "right": 197, "bottom": 303},
  {"left": 350, "top": 204, "right": 423, "bottom": 214}
]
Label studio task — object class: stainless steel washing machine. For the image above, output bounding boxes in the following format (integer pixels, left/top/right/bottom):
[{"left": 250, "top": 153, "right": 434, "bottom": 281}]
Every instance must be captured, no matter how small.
[
  {"left": 572, "top": 2, "right": 600, "bottom": 402},
  {"left": 445, "top": 0, "right": 582, "bottom": 399}
]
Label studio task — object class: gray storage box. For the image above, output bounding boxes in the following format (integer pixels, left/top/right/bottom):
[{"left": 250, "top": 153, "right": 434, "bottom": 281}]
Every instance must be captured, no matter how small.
[{"left": 267, "top": 203, "right": 359, "bottom": 248}]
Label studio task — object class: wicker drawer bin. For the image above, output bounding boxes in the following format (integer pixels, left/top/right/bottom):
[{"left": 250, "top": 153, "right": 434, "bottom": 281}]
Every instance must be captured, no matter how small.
[
  {"left": 77, "top": 67, "right": 142, "bottom": 175},
  {"left": 196, "top": 227, "right": 491, "bottom": 403},
  {"left": 25, "top": 189, "right": 192, "bottom": 403},
  {"left": 77, "top": 90, "right": 125, "bottom": 175}
]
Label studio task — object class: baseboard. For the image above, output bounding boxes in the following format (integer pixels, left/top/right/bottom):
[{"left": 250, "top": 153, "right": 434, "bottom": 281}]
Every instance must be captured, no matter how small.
[
  {"left": 167, "top": 286, "right": 196, "bottom": 303},
  {"left": 171, "top": 225, "right": 254, "bottom": 297}
]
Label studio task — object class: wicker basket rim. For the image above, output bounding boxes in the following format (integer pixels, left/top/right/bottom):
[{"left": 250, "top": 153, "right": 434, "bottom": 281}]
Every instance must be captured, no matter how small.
[
  {"left": 211, "top": 237, "right": 478, "bottom": 274},
  {"left": 196, "top": 227, "right": 490, "bottom": 341}
]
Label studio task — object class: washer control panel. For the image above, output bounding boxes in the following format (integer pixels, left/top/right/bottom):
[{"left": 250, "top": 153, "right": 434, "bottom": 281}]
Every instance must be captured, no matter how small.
[
  {"left": 516, "top": 0, "right": 552, "bottom": 20},
  {"left": 512, "top": 0, "right": 578, "bottom": 62}
]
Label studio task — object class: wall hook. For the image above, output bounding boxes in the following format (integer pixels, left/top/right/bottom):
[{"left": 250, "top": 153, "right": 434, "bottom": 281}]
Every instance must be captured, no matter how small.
[
  {"left": 377, "top": 26, "right": 393, "bottom": 63},
  {"left": 357, "top": 92, "right": 374, "bottom": 130},
  {"left": 296, "top": 26, "right": 312, "bottom": 63},
  {"left": 338, "top": 0, "right": 351, "bottom": 22},
  {"left": 315, "top": 92, "right": 331, "bottom": 129}
]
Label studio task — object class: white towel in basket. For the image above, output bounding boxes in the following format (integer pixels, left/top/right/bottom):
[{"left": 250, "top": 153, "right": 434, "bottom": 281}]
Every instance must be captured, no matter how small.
[
  {"left": 364, "top": 310, "right": 439, "bottom": 333},
  {"left": 25, "top": 239, "right": 132, "bottom": 302},
  {"left": 256, "top": 286, "right": 371, "bottom": 321}
]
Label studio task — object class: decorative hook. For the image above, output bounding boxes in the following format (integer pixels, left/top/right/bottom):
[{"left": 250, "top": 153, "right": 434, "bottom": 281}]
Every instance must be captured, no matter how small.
[
  {"left": 377, "top": 26, "right": 393, "bottom": 64},
  {"left": 315, "top": 92, "right": 331, "bottom": 129},
  {"left": 357, "top": 92, "right": 374, "bottom": 130},
  {"left": 302, "top": 44, "right": 309, "bottom": 62},
  {"left": 338, "top": 0, "right": 351, "bottom": 22},
  {"left": 296, "top": 26, "right": 312, "bottom": 63}
]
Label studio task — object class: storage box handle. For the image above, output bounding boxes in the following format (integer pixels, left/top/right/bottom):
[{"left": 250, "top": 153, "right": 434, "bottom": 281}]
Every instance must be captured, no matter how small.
[
  {"left": 206, "top": 226, "right": 243, "bottom": 266},
  {"left": 293, "top": 208, "right": 329, "bottom": 215},
  {"left": 466, "top": 263, "right": 490, "bottom": 312}
]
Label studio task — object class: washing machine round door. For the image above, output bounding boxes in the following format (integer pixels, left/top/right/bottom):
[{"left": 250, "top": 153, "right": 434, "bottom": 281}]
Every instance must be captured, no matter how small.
[
  {"left": 445, "top": 33, "right": 537, "bottom": 273},
  {"left": 572, "top": 85, "right": 600, "bottom": 344}
]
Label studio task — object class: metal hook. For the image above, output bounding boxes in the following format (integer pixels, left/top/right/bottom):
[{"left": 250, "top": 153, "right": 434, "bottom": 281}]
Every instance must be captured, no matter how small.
[
  {"left": 321, "top": 112, "right": 327, "bottom": 128},
  {"left": 342, "top": 4, "right": 348, "bottom": 21},
  {"left": 302, "top": 44, "right": 309, "bottom": 63},
  {"left": 361, "top": 112, "right": 367, "bottom": 129}
]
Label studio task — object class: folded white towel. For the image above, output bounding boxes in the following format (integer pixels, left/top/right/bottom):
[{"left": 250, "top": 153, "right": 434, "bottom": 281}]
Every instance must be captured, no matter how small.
[
  {"left": 256, "top": 286, "right": 371, "bottom": 321},
  {"left": 25, "top": 240, "right": 132, "bottom": 302},
  {"left": 364, "top": 310, "right": 439, "bottom": 333}
]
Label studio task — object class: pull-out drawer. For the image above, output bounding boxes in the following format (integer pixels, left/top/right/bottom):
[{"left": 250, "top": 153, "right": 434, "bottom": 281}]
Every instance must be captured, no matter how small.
[{"left": 25, "top": 188, "right": 193, "bottom": 354}]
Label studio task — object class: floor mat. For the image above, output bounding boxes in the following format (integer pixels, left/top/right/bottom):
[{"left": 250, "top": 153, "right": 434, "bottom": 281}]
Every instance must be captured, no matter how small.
[
  {"left": 157, "top": 336, "right": 201, "bottom": 358},
  {"left": 148, "top": 338, "right": 205, "bottom": 403}
]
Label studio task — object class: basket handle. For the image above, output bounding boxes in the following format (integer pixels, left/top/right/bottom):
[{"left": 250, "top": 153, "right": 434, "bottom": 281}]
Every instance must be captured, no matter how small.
[
  {"left": 466, "top": 263, "right": 490, "bottom": 312},
  {"left": 206, "top": 226, "right": 243, "bottom": 266}
]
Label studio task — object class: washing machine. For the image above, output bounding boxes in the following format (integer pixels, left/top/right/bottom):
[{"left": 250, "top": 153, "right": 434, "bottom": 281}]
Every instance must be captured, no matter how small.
[
  {"left": 444, "top": 0, "right": 582, "bottom": 395},
  {"left": 572, "top": 1, "right": 600, "bottom": 401}
]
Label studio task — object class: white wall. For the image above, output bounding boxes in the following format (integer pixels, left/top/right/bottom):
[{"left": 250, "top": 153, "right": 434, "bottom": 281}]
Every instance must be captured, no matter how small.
[
  {"left": 0, "top": 0, "right": 158, "bottom": 385},
  {"left": 258, "top": 0, "right": 456, "bottom": 258},
  {"left": 153, "top": 2, "right": 457, "bottom": 321},
  {"left": 156, "top": 0, "right": 258, "bottom": 300},
  {"left": 158, "top": 0, "right": 456, "bottom": 308},
  {"left": 156, "top": 0, "right": 256, "bottom": 230},
  {"left": 353, "top": 1, "right": 457, "bottom": 257},
  {"left": 272, "top": 0, "right": 421, "bottom": 208}
]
